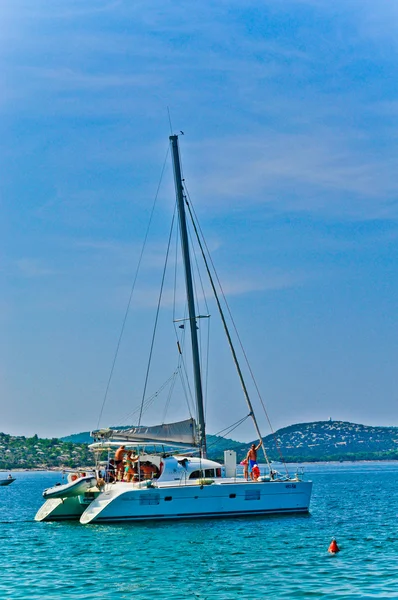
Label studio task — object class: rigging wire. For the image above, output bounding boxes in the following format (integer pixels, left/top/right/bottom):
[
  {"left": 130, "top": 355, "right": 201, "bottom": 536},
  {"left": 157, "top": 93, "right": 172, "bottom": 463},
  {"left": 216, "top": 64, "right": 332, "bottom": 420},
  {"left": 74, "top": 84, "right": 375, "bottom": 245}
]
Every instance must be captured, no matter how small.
[
  {"left": 186, "top": 215, "right": 211, "bottom": 418},
  {"left": 206, "top": 414, "right": 251, "bottom": 448},
  {"left": 170, "top": 140, "right": 203, "bottom": 424},
  {"left": 184, "top": 184, "right": 289, "bottom": 475},
  {"left": 171, "top": 217, "right": 196, "bottom": 420},
  {"left": 172, "top": 179, "right": 211, "bottom": 422},
  {"left": 172, "top": 216, "right": 180, "bottom": 325},
  {"left": 96, "top": 146, "right": 170, "bottom": 429},
  {"left": 162, "top": 222, "right": 195, "bottom": 423},
  {"left": 170, "top": 218, "right": 191, "bottom": 418},
  {"left": 204, "top": 312, "right": 210, "bottom": 419},
  {"left": 212, "top": 415, "right": 251, "bottom": 439},
  {"left": 167, "top": 107, "right": 173, "bottom": 135},
  {"left": 182, "top": 189, "right": 272, "bottom": 472},
  {"left": 161, "top": 366, "right": 180, "bottom": 423},
  {"left": 118, "top": 371, "right": 178, "bottom": 425},
  {"left": 175, "top": 349, "right": 196, "bottom": 417},
  {"left": 137, "top": 207, "right": 176, "bottom": 427}
]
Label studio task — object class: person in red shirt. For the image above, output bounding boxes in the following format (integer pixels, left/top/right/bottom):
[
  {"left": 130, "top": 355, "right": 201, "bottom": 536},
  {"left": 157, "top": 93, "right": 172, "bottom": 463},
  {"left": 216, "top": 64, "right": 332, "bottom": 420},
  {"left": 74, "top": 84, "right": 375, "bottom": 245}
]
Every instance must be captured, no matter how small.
[{"left": 251, "top": 463, "right": 261, "bottom": 481}]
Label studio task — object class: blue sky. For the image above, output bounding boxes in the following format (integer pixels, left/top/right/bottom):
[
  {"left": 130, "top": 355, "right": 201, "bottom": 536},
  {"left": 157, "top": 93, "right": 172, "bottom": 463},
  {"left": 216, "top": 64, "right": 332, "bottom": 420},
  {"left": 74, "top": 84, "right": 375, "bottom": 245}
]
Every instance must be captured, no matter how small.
[{"left": 1, "top": 0, "right": 398, "bottom": 439}]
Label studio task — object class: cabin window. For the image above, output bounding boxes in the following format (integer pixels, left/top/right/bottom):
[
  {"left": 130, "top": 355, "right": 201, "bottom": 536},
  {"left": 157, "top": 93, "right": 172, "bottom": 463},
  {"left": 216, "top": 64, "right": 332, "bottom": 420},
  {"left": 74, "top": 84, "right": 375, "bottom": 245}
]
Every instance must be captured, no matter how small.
[
  {"left": 245, "top": 490, "right": 260, "bottom": 501},
  {"left": 216, "top": 468, "right": 221, "bottom": 478},
  {"left": 229, "top": 493, "right": 236, "bottom": 499},
  {"left": 139, "top": 493, "right": 160, "bottom": 506},
  {"left": 204, "top": 469, "right": 215, "bottom": 478},
  {"left": 189, "top": 470, "right": 202, "bottom": 479},
  {"left": 165, "top": 496, "right": 172, "bottom": 502}
]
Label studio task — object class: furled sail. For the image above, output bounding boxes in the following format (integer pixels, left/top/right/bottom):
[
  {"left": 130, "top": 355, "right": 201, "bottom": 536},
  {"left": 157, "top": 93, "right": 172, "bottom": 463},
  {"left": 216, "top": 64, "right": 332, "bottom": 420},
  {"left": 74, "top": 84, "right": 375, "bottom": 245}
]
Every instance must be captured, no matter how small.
[{"left": 94, "top": 418, "right": 198, "bottom": 446}]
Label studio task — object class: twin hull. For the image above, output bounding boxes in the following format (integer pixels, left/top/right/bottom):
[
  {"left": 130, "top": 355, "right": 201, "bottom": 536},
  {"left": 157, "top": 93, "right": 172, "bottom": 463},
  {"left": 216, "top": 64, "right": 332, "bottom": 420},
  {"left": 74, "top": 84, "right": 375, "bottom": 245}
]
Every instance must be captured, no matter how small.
[
  {"left": 35, "top": 493, "right": 95, "bottom": 522},
  {"left": 36, "top": 480, "right": 312, "bottom": 524}
]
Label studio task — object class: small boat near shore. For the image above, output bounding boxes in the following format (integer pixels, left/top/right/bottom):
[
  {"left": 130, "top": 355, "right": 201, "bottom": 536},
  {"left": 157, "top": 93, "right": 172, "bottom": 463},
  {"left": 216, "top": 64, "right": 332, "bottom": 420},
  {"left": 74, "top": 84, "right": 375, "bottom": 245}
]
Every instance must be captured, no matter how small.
[{"left": 0, "top": 475, "right": 15, "bottom": 486}]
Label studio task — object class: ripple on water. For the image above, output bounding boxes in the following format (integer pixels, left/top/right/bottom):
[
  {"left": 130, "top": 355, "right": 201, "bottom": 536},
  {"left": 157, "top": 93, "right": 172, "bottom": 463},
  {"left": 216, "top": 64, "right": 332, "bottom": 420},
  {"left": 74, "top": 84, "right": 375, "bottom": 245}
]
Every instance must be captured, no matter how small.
[{"left": 1, "top": 466, "right": 398, "bottom": 598}]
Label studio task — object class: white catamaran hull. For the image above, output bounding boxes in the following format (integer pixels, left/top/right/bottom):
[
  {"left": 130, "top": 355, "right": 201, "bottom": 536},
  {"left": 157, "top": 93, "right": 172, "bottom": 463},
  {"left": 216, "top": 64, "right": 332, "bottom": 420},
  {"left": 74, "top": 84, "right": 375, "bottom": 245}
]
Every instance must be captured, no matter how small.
[
  {"left": 79, "top": 480, "right": 312, "bottom": 524},
  {"left": 35, "top": 493, "right": 97, "bottom": 522}
]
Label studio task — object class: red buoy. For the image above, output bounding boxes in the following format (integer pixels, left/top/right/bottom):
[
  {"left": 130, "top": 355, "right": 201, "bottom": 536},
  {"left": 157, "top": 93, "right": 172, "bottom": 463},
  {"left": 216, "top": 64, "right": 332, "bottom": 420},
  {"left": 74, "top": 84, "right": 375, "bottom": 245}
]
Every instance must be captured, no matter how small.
[{"left": 328, "top": 539, "right": 340, "bottom": 554}]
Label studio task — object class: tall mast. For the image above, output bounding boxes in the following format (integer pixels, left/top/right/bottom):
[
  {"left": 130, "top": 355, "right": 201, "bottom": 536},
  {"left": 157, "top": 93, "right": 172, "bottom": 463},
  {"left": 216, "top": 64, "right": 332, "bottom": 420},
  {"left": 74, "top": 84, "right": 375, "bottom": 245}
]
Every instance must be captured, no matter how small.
[{"left": 170, "top": 135, "right": 207, "bottom": 458}]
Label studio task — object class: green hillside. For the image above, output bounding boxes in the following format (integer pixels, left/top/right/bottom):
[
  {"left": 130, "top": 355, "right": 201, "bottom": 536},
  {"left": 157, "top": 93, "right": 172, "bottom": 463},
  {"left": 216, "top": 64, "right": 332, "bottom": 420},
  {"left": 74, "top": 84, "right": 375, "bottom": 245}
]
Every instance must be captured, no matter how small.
[
  {"left": 0, "top": 433, "right": 93, "bottom": 470},
  {"left": 248, "top": 420, "right": 398, "bottom": 462},
  {"left": 63, "top": 420, "right": 398, "bottom": 462},
  {"left": 61, "top": 431, "right": 93, "bottom": 444},
  {"left": 2, "top": 420, "right": 398, "bottom": 470}
]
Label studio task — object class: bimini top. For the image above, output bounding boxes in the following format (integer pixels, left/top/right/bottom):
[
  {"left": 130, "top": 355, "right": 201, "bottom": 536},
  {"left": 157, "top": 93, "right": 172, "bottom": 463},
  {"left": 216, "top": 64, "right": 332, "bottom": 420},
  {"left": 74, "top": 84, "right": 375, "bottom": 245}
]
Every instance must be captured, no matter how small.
[{"left": 92, "top": 417, "right": 198, "bottom": 447}]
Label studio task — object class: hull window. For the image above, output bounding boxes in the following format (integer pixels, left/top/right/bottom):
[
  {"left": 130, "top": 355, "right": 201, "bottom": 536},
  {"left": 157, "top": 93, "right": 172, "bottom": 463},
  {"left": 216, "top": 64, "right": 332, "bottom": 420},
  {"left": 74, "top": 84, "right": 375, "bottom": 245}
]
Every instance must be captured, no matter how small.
[
  {"left": 245, "top": 490, "right": 260, "bottom": 501},
  {"left": 139, "top": 494, "right": 160, "bottom": 506}
]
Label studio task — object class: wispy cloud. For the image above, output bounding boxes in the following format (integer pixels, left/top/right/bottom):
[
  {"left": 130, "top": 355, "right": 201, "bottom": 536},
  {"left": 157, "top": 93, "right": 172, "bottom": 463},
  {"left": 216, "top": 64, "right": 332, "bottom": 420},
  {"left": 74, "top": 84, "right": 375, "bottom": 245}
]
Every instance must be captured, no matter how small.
[
  {"left": 0, "top": 0, "right": 123, "bottom": 21},
  {"left": 118, "top": 268, "right": 306, "bottom": 311},
  {"left": 185, "top": 129, "right": 398, "bottom": 220},
  {"left": 15, "top": 258, "right": 56, "bottom": 278},
  {"left": 17, "top": 67, "right": 164, "bottom": 92}
]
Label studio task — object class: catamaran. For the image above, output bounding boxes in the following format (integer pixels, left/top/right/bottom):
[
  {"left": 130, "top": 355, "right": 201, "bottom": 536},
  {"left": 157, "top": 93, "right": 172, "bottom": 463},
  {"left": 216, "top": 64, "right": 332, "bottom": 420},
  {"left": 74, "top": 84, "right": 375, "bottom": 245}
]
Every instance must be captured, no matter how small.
[{"left": 35, "top": 134, "right": 312, "bottom": 524}]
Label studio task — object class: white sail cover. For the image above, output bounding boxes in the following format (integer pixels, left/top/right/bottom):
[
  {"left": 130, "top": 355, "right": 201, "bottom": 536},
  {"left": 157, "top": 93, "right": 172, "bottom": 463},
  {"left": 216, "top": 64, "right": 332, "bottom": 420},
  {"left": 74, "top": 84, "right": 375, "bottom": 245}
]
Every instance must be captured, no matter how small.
[{"left": 105, "top": 418, "right": 198, "bottom": 446}]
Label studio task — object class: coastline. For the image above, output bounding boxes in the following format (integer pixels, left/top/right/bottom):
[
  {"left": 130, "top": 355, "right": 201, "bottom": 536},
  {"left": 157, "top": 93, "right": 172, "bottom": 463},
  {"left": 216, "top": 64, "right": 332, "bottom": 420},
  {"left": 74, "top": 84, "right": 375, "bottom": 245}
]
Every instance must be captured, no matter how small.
[{"left": 4, "top": 458, "right": 398, "bottom": 473}]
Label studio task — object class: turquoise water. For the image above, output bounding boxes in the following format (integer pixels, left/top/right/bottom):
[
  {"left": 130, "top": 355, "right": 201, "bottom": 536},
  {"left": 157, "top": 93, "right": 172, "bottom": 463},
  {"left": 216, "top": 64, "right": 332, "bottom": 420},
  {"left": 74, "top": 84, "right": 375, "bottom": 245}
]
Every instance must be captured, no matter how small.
[{"left": 1, "top": 463, "right": 397, "bottom": 599}]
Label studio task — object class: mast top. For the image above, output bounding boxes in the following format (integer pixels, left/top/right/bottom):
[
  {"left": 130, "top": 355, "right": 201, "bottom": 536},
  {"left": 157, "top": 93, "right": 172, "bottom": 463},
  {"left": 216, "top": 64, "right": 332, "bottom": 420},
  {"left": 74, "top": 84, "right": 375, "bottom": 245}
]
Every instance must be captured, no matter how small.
[{"left": 169, "top": 135, "right": 207, "bottom": 458}]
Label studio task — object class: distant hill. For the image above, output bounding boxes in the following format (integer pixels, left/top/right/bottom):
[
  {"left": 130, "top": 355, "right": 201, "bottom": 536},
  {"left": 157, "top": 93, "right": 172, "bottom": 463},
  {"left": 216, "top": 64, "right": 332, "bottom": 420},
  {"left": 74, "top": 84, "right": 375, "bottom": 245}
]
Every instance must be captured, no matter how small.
[
  {"left": 2, "top": 420, "right": 398, "bottom": 470},
  {"left": 61, "top": 425, "right": 133, "bottom": 445},
  {"left": 62, "top": 431, "right": 92, "bottom": 444},
  {"left": 62, "top": 420, "right": 398, "bottom": 463},
  {"left": 248, "top": 420, "right": 398, "bottom": 463}
]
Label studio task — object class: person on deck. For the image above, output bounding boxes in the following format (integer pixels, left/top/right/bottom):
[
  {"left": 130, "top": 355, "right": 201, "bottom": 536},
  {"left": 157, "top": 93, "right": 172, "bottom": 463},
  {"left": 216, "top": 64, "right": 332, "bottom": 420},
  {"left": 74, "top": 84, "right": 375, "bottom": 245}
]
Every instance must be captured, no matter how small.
[
  {"left": 251, "top": 463, "right": 261, "bottom": 481},
  {"left": 114, "top": 445, "right": 126, "bottom": 480},
  {"left": 246, "top": 440, "right": 263, "bottom": 480},
  {"left": 124, "top": 451, "right": 138, "bottom": 482},
  {"left": 141, "top": 461, "right": 157, "bottom": 480}
]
